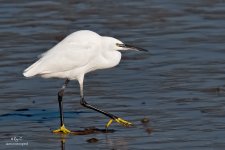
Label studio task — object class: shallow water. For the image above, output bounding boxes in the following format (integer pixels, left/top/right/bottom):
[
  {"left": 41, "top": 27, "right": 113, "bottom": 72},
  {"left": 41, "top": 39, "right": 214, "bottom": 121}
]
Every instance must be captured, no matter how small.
[{"left": 1, "top": 0, "right": 225, "bottom": 149}]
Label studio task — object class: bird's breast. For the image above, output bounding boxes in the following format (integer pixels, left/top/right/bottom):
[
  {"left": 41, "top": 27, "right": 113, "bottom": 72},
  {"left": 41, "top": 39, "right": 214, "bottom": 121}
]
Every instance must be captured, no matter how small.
[{"left": 90, "top": 51, "right": 121, "bottom": 71}]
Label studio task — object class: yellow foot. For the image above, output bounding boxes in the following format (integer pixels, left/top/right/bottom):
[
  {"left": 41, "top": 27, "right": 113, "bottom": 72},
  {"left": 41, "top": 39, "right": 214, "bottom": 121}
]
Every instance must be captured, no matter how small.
[
  {"left": 106, "top": 117, "right": 133, "bottom": 129},
  {"left": 53, "top": 124, "right": 71, "bottom": 134}
]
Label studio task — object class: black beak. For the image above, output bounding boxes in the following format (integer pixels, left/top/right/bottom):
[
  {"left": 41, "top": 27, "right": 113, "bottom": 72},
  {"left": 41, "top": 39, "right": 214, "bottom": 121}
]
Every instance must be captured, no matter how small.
[{"left": 118, "top": 43, "right": 148, "bottom": 52}]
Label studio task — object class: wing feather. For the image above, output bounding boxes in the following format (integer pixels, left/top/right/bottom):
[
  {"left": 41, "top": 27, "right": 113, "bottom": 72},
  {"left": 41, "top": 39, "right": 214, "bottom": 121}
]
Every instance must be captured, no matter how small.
[
  {"left": 23, "top": 30, "right": 101, "bottom": 77},
  {"left": 37, "top": 42, "right": 96, "bottom": 74},
  {"left": 23, "top": 32, "right": 100, "bottom": 77}
]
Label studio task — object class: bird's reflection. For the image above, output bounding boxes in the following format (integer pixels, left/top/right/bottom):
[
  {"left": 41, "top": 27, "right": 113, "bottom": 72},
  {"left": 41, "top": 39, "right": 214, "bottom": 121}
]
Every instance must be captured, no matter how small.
[
  {"left": 60, "top": 137, "right": 65, "bottom": 150},
  {"left": 56, "top": 124, "right": 152, "bottom": 150},
  {"left": 55, "top": 127, "right": 115, "bottom": 150}
]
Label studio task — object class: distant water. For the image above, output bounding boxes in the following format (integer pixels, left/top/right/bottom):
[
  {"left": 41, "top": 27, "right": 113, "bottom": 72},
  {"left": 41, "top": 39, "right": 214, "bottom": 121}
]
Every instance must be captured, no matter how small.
[{"left": 1, "top": 0, "right": 225, "bottom": 149}]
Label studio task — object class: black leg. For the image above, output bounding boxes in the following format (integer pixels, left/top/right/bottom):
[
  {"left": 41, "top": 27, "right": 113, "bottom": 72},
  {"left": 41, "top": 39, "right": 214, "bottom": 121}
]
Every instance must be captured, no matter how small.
[
  {"left": 58, "top": 79, "right": 70, "bottom": 126},
  {"left": 78, "top": 75, "right": 132, "bottom": 128},
  {"left": 80, "top": 97, "right": 118, "bottom": 120}
]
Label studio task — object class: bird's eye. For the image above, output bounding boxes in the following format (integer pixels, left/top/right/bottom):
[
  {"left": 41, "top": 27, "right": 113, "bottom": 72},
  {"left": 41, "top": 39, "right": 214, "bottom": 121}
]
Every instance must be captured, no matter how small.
[{"left": 116, "top": 43, "right": 125, "bottom": 47}]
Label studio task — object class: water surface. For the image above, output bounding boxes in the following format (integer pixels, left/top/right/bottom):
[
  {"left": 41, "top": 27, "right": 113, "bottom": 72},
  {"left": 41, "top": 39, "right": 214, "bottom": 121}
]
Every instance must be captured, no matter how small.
[{"left": 1, "top": 0, "right": 225, "bottom": 149}]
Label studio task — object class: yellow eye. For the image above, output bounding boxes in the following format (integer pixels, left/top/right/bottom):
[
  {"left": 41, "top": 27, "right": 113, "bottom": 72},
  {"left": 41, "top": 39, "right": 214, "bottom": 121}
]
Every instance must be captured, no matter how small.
[{"left": 116, "top": 43, "right": 125, "bottom": 47}]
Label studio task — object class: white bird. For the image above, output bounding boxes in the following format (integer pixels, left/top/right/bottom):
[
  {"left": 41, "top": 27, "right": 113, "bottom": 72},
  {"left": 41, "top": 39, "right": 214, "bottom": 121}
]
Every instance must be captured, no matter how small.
[{"left": 23, "top": 30, "right": 147, "bottom": 133}]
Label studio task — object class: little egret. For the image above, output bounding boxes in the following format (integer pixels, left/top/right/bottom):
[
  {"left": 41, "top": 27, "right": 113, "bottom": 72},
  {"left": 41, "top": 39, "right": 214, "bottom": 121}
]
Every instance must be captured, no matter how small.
[{"left": 23, "top": 30, "right": 147, "bottom": 133}]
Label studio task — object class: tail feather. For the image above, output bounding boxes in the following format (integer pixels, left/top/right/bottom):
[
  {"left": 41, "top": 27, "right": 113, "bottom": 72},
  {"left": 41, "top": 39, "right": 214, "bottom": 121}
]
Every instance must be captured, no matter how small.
[{"left": 23, "top": 60, "right": 42, "bottom": 77}]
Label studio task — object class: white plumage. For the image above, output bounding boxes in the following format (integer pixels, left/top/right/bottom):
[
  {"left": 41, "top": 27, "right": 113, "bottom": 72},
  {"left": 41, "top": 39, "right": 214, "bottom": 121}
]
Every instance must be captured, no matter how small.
[
  {"left": 23, "top": 30, "right": 123, "bottom": 80},
  {"left": 23, "top": 30, "right": 147, "bottom": 133}
]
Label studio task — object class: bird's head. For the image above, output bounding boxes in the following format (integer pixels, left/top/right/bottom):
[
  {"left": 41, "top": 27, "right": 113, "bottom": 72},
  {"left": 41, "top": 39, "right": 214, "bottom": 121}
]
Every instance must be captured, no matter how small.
[{"left": 102, "top": 37, "right": 147, "bottom": 52}]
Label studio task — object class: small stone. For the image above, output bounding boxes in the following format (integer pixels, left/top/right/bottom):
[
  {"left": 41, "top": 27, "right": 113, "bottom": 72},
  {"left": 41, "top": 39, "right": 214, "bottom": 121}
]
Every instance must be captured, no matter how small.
[
  {"left": 141, "top": 101, "right": 146, "bottom": 105},
  {"left": 146, "top": 128, "right": 153, "bottom": 134},
  {"left": 86, "top": 138, "right": 99, "bottom": 143},
  {"left": 141, "top": 117, "right": 150, "bottom": 124}
]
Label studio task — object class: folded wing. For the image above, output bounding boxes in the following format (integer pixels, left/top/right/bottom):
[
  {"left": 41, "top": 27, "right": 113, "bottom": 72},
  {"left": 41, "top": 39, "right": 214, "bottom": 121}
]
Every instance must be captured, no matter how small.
[{"left": 23, "top": 36, "right": 98, "bottom": 77}]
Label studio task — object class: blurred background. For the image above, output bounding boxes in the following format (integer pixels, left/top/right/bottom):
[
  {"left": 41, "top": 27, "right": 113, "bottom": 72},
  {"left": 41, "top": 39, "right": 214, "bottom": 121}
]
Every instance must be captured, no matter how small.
[{"left": 1, "top": 0, "right": 225, "bottom": 149}]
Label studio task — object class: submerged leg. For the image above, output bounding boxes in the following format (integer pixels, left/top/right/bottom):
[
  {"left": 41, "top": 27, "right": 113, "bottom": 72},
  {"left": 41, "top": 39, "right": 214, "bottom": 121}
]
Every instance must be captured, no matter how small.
[
  {"left": 78, "top": 76, "right": 132, "bottom": 129},
  {"left": 53, "top": 79, "right": 71, "bottom": 134}
]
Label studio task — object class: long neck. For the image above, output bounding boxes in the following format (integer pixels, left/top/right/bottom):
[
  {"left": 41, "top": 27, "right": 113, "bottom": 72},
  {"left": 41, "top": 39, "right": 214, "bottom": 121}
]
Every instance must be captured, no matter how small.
[
  {"left": 100, "top": 37, "right": 122, "bottom": 69},
  {"left": 101, "top": 50, "right": 122, "bottom": 69}
]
